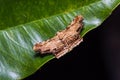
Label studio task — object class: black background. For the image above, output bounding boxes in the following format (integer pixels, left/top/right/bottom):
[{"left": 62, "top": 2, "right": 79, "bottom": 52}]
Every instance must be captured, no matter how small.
[{"left": 24, "top": 5, "right": 120, "bottom": 80}]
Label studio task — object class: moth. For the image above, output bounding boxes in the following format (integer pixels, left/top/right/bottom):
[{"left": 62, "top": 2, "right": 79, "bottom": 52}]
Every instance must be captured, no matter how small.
[{"left": 33, "top": 15, "right": 84, "bottom": 59}]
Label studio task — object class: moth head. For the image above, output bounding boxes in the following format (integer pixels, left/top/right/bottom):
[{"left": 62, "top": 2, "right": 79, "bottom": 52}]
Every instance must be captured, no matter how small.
[{"left": 33, "top": 43, "right": 42, "bottom": 52}]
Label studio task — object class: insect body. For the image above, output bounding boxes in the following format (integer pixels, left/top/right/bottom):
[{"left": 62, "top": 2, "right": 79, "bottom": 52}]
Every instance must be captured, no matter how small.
[{"left": 33, "top": 15, "right": 83, "bottom": 58}]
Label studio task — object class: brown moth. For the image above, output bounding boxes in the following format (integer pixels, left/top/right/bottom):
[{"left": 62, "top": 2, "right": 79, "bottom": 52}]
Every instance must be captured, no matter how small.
[{"left": 33, "top": 15, "right": 83, "bottom": 58}]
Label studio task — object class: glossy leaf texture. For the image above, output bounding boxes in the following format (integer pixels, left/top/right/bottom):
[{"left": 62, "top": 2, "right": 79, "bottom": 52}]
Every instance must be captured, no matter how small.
[{"left": 0, "top": 0, "right": 120, "bottom": 80}]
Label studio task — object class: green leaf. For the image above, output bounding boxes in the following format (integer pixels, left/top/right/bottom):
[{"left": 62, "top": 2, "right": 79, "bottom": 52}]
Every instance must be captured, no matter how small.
[{"left": 0, "top": 0, "right": 119, "bottom": 80}]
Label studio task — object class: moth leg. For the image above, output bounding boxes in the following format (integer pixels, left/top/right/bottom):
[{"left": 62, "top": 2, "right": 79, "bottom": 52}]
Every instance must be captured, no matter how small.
[
  {"left": 54, "top": 37, "right": 83, "bottom": 59},
  {"left": 54, "top": 47, "right": 69, "bottom": 59},
  {"left": 68, "top": 37, "right": 83, "bottom": 51},
  {"left": 53, "top": 39, "right": 69, "bottom": 58}
]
